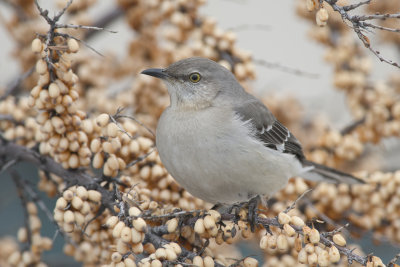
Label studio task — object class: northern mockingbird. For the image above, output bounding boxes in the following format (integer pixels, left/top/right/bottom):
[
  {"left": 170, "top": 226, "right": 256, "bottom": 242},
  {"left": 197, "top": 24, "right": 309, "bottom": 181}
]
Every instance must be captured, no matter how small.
[{"left": 142, "top": 57, "right": 364, "bottom": 205}]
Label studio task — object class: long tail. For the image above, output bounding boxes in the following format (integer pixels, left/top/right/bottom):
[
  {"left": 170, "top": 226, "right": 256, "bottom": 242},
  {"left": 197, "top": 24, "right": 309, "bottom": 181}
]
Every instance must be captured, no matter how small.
[{"left": 300, "top": 160, "right": 365, "bottom": 184}]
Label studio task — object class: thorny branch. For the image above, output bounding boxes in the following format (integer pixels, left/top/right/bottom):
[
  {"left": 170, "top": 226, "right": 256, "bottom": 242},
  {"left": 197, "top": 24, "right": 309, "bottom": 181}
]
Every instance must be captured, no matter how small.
[
  {"left": 323, "top": 0, "right": 400, "bottom": 68},
  {"left": 0, "top": 136, "right": 223, "bottom": 266},
  {"left": 222, "top": 208, "right": 368, "bottom": 265},
  {"left": 0, "top": 136, "right": 117, "bottom": 214},
  {"left": 132, "top": 193, "right": 370, "bottom": 266},
  {"left": 1, "top": 0, "right": 121, "bottom": 101},
  {"left": 0, "top": 136, "right": 374, "bottom": 266},
  {"left": 34, "top": 0, "right": 116, "bottom": 79},
  {"left": 35, "top": 0, "right": 70, "bottom": 79}
]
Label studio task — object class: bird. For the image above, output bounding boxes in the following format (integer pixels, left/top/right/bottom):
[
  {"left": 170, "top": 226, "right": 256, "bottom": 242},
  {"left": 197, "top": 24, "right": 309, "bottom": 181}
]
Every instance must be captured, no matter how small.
[{"left": 141, "top": 57, "right": 364, "bottom": 206}]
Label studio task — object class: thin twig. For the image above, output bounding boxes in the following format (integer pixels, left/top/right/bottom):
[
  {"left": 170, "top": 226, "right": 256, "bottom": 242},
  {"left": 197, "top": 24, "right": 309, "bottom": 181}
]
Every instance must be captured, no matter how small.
[
  {"left": 0, "top": 159, "right": 18, "bottom": 175},
  {"left": 10, "top": 170, "right": 33, "bottom": 247},
  {"left": 55, "top": 24, "right": 117, "bottom": 33},
  {"left": 254, "top": 59, "right": 319, "bottom": 78},
  {"left": 303, "top": 198, "right": 350, "bottom": 235},
  {"left": 321, "top": 223, "right": 350, "bottom": 237},
  {"left": 323, "top": 0, "right": 400, "bottom": 68},
  {"left": 55, "top": 33, "right": 104, "bottom": 57},
  {"left": 53, "top": 0, "right": 73, "bottom": 21},
  {"left": 126, "top": 149, "right": 155, "bottom": 168},
  {"left": 355, "top": 13, "right": 400, "bottom": 21},
  {"left": 284, "top": 189, "right": 312, "bottom": 213},
  {"left": 109, "top": 111, "right": 133, "bottom": 139},
  {"left": 84, "top": 7, "right": 124, "bottom": 40},
  {"left": 340, "top": 117, "right": 366, "bottom": 135},
  {"left": 342, "top": 0, "right": 370, "bottom": 11},
  {"left": 388, "top": 253, "right": 400, "bottom": 267},
  {"left": 114, "top": 107, "right": 156, "bottom": 137},
  {"left": 360, "top": 22, "right": 400, "bottom": 34}
]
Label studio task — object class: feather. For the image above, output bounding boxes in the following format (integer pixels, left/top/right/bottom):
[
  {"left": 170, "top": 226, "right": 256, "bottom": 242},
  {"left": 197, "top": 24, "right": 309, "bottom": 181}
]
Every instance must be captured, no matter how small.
[
  {"left": 301, "top": 160, "right": 364, "bottom": 184},
  {"left": 233, "top": 97, "right": 305, "bottom": 160},
  {"left": 234, "top": 95, "right": 364, "bottom": 185}
]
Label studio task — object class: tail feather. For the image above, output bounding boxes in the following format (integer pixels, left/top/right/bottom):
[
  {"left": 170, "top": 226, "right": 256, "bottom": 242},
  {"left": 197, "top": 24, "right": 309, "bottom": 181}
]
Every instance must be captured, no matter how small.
[{"left": 301, "top": 160, "right": 365, "bottom": 184}]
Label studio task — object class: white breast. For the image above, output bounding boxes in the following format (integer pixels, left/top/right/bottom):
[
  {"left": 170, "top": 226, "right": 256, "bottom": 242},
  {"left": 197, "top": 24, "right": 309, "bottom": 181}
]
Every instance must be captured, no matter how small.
[{"left": 156, "top": 106, "right": 303, "bottom": 204}]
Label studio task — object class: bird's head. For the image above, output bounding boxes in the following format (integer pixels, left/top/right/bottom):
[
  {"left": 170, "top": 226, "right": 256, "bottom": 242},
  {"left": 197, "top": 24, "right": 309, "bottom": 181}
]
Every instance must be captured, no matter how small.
[{"left": 141, "top": 57, "right": 243, "bottom": 110}]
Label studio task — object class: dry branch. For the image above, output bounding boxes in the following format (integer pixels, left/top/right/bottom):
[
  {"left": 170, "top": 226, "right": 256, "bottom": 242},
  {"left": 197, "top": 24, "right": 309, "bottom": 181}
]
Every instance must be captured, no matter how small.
[
  {"left": 323, "top": 0, "right": 400, "bottom": 68},
  {"left": 0, "top": 136, "right": 372, "bottom": 266}
]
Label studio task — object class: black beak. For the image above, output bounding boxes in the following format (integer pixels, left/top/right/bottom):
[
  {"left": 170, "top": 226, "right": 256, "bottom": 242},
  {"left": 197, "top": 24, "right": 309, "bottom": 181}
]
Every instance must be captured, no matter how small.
[{"left": 141, "top": 68, "right": 170, "bottom": 79}]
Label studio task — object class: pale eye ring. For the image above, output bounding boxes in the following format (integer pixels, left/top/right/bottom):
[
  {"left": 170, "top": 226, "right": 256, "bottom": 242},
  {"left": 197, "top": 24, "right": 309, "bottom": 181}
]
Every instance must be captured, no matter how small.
[{"left": 189, "top": 72, "right": 201, "bottom": 83}]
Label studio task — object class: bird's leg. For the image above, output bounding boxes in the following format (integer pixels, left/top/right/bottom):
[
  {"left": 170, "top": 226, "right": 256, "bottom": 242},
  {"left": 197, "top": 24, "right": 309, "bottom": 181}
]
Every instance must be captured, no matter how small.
[{"left": 248, "top": 195, "right": 261, "bottom": 232}]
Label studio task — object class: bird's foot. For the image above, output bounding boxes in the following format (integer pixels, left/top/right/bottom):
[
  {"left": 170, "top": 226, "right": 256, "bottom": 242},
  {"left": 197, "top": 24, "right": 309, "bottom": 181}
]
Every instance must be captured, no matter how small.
[
  {"left": 211, "top": 196, "right": 262, "bottom": 231},
  {"left": 247, "top": 195, "right": 261, "bottom": 232}
]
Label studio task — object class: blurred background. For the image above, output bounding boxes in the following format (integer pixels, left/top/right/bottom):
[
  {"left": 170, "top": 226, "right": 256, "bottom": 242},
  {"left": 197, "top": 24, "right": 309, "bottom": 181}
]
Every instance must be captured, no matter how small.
[{"left": 0, "top": 1, "right": 399, "bottom": 266}]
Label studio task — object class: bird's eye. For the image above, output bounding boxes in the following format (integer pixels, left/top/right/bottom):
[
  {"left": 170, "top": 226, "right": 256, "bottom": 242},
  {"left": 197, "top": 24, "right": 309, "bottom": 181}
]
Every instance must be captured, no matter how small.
[{"left": 189, "top": 72, "right": 201, "bottom": 83}]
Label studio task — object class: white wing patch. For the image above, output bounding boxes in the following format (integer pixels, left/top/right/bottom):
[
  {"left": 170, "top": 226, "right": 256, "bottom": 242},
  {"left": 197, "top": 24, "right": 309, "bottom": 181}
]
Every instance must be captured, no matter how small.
[
  {"left": 275, "top": 143, "right": 285, "bottom": 152},
  {"left": 262, "top": 122, "right": 291, "bottom": 151}
]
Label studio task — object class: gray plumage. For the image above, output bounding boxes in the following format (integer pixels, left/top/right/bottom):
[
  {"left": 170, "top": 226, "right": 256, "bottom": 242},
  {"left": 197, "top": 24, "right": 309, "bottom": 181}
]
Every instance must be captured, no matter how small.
[{"left": 141, "top": 57, "right": 364, "bottom": 204}]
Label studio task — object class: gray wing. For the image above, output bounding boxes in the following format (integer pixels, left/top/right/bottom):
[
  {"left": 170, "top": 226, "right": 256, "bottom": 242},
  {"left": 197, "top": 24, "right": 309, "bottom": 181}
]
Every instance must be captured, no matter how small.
[
  {"left": 234, "top": 97, "right": 305, "bottom": 160},
  {"left": 233, "top": 95, "right": 365, "bottom": 185}
]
